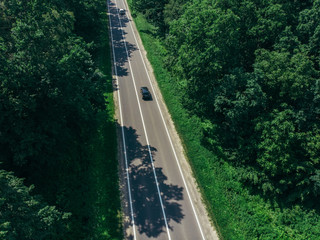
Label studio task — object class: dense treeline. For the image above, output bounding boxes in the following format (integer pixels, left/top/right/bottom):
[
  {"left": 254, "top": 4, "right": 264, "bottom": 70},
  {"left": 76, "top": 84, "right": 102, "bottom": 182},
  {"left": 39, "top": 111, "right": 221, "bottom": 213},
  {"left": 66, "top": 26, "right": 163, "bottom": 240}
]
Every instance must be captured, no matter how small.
[
  {"left": 131, "top": 0, "right": 320, "bottom": 238},
  {"left": 0, "top": 0, "right": 119, "bottom": 239},
  {"left": 134, "top": 0, "right": 320, "bottom": 205}
]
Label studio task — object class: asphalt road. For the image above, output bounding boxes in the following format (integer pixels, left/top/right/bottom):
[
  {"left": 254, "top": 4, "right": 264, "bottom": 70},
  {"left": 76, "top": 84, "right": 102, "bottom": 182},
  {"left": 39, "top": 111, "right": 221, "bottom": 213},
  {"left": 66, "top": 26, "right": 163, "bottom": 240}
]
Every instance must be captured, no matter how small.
[{"left": 107, "top": 1, "right": 219, "bottom": 239}]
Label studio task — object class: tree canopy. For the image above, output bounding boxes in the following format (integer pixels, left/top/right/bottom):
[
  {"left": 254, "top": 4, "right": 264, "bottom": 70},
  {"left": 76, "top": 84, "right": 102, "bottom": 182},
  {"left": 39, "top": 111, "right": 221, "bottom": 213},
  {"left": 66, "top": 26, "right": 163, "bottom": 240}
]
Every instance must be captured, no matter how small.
[
  {"left": 0, "top": 0, "right": 111, "bottom": 238},
  {"left": 132, "top": 0, "right": 320, "bottom": 206},
  {"left": 0, "top": 170, "right": 70, "bottom": 240},
  {"left": 130, "top": 0, "right": 320, "bottom": 238}
]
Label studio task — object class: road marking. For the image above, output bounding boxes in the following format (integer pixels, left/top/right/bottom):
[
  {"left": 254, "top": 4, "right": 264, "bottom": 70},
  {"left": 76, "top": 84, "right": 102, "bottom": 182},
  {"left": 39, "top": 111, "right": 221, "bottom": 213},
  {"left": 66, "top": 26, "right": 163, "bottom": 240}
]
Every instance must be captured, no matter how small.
[
  {"left": 111, "top": 0, "right": 172, "bottom": 239},
  {"left": 107, "top": 2, "right": 137, "bottom": 240},
  {"left": 122, "top": 0, "right": 207, "bottom": 239}
]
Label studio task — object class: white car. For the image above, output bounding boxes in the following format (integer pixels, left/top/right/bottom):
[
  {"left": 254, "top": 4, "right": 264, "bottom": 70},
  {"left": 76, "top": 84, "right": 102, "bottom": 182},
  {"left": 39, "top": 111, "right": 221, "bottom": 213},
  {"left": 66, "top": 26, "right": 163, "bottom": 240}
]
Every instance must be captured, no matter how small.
[{"left": 119, "top": 9, "right": 125, "bottom": 15}]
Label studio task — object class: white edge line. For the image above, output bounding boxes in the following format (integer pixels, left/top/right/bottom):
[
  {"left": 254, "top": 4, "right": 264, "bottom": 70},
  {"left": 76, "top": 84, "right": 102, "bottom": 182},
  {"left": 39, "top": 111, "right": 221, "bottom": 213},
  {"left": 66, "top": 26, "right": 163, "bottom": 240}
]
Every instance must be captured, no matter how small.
[
  {"left": 123, "top": 0, "right": 206, "bottom": 239},
  {"left": 107, "top": 2, "right": 137, "bottom": 240},
  {"left": 113, "top": 1, "right": 172, "bottom": 240}
]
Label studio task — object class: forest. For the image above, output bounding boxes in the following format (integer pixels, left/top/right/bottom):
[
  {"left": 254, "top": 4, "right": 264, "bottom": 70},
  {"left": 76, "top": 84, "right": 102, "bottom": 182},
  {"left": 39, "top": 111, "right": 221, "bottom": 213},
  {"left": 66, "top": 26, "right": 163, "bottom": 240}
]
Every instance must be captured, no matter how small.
[
  {"left": 0, "top": 0, "right": 121, "bottom": 239},
  {"left": 2, "top": 0, "right": 320, "bottom": 239},
  {"left": 130, "top": 0, "right": 320, "bottom": 239}
]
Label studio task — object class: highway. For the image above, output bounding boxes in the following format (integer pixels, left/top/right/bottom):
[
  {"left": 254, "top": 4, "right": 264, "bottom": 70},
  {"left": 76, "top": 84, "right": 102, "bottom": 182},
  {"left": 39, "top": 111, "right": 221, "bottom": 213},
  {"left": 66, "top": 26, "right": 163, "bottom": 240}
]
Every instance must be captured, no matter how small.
[{"left": 107, "top": 0, "right": 219, "bottom": 239}]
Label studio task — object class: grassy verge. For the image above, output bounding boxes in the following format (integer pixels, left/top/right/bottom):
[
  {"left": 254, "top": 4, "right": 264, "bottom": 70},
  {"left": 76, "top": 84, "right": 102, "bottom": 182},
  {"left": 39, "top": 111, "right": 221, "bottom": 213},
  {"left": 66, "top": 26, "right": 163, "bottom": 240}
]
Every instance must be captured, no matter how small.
[{"left": 126, "top": 3, "right": 320, "bottom": 240}]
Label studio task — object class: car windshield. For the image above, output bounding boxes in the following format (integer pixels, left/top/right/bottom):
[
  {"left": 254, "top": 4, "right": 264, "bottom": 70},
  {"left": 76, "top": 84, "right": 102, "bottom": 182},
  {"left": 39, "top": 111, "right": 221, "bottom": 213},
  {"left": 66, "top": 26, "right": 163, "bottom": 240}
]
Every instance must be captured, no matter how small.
[{"left": 142, "top": 88, "right": 149, "bottom": 93}]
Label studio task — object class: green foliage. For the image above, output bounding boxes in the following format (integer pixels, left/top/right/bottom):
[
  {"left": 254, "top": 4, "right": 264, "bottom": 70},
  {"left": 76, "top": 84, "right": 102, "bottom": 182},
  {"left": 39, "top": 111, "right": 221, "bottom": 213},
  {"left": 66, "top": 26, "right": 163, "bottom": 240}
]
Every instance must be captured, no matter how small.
[
  {"left": 0, "top": 0, "right": 121, "bottom": 239},
  {"left": 0, "top": 0, "right": 106, "bottom": 168},
  {"left": 128, "top": 0, "right": 320, "bottom": 239},
  {"left": 64, "top": 0, "right": 105, "bottom": 42},
  {"left": 250, "top": 3, "right": 287, "bottom": 48},
  {"left": 0, "top": 170, "right": 70, "bottom": 240},
  {"left": 165, "top": 2, "right": 242, "bottom": 114},
  {"left": 163, "top": 0, "right": 187, "bottom": 26},
  {"left": 297, "top": 0, "right": 320, "bottom": 67},
  {"left": 255, "top": 108, "right": 319, "bottom": 201},
  {"left": 254, "top": 49, "right": 317, "bottom": 105},
  {"left": 163, "top": 0, "right": 320, "bottom": 204},
  {"left": 132, "top": 0, "right": 169, "bottom": 34}
]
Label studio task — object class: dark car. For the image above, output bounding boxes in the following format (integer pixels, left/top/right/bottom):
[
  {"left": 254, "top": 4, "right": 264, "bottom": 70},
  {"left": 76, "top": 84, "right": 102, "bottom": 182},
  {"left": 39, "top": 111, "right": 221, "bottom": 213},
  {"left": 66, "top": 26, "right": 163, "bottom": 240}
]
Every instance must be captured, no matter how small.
[
  {"left": 140, "top": 87, "right": 152, "bottom": 100},
  {"left": 119, "top": 9, "right": 125, "bottom": 15}
]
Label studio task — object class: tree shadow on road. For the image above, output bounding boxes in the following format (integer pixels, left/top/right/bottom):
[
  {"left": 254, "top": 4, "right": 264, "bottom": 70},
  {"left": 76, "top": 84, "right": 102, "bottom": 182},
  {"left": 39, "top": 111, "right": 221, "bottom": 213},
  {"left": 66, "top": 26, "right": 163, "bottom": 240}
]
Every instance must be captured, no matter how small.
[
  {"left": 121, "top": 125, "right": 184, "bottom": 239},
  {"left": 109, "top": 2, "right": 138, "bottom": 78}
]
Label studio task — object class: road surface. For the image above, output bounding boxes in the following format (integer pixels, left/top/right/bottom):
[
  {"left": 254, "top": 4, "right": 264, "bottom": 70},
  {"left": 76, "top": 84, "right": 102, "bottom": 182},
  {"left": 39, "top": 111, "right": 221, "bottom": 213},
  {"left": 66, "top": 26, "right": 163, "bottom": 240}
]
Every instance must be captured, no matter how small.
[{"left": 107, "top": 1, "right": 219, "bottom": 239}]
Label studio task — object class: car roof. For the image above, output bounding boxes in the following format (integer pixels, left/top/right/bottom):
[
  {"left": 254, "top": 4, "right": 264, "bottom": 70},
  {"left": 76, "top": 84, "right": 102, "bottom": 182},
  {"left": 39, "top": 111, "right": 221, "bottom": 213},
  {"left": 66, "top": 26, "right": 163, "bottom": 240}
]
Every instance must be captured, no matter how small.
[{"left": 141, "top": 87, "right": 149, "bottom": 91}]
